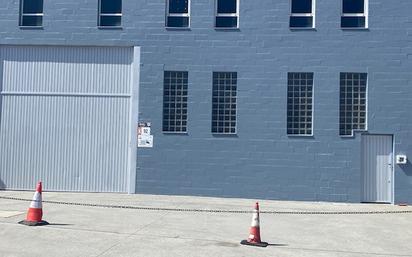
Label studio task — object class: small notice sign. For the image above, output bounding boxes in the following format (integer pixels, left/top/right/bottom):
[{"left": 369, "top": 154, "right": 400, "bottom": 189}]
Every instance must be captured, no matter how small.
[{"left": 137, "top": 122, "right": 153, "bottom": 148}]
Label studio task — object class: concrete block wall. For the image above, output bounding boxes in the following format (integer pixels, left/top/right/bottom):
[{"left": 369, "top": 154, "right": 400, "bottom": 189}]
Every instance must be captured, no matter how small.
[{"left": 0, "top": 0, "right": 411, "bottom": 202}]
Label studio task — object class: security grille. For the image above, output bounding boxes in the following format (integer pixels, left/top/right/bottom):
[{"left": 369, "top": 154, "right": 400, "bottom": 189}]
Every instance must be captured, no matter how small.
[
  {"left": 339, "top": 72, "right": 367, "bottom": 136},
  {"left": 162, "top": 71, "right": 188, "bottom": 133},
  {"left": 212, "top": 72, "right": 237, "bottom": 134},
  {"left": 287, "top": 72, "right": 313, "bottom": 135}
]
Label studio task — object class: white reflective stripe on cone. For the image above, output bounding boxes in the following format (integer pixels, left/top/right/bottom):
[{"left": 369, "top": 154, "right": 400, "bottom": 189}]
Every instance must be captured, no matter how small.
[
  {"left": 29, "top": 192, "right": 42, "bottom": 209},
  {"left": 250, "top": 212, "right": 259, "bottom": 227}
]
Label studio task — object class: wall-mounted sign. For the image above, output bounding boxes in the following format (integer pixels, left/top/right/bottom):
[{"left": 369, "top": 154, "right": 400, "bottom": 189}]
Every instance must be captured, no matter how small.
[{"left": 137, "top": 122, "right": 153, "bottom": 148}]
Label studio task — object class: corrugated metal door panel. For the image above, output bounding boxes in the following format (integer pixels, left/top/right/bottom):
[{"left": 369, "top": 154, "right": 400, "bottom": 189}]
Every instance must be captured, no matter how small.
[
  {"left": 0, "top": 46, "right": 133, "bottom": 192},
  {"left": 1, "top": 46, "right": 132, "bottom": 94},
  {"left": 361, "top": 135, "right": 393, "bottom": 203},
  {"left": 0, "top": 96, "right": 129, "bottom": 191}
]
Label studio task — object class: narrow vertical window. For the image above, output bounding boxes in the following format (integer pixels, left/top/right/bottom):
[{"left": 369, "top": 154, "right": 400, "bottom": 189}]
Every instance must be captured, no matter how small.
[
  {"left": 166, "top": 0, "right": 190, "bottom": 28},
  {"left": 20, "top": 0, "right": 43, "bottom": 27},
  {"left": 341, "top": 0, "right": 368, "bottom": 28},
  {"left": 163, "top": 71, "right": 188, "bottom": 133},
  {"left": 212, "top": 72, "right": 237, "bottom": 134},
  {"left": 287, "top": 73, "right": 313, "bottom": 135},
  {"left": 339, "top": 73, "right": 367, "bottom": 136},
  {"left": 290, "top": 0, "right": 314, "bottom": 28},
  {"left": 98, "top": 0, "right": 122, "bottom": 27},
  {"left": 215, "top": 0, "right": 239, "bottom": 28}
]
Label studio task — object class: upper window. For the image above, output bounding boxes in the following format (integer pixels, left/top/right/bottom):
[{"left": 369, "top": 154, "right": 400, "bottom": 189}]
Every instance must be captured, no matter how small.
[
  {"left": 287, "top": 73, "right": 314, "bottom": 135},
  {"left": 215, "top": 0, "right": 239, "bottom": 28},
  {"left": 166, "top": 0, "right": 190, "bottom": 28},
  {"left": 290, "top": 0, "right": 315, "bottom": 28},
  {"left": 163, "top": 71, "right": 188, "bottom": 133},
  {"left": 341, "top": 0, "right": 368, "bottom": 28},
  {"left": 212, "top": 72, "right": 237, "bottom": 134},
  {"left": 19, "top": 0, "right": 43, "bottom": 27},
  {"left": 339, "top": 73, "right": 367, "bottom": 136},
  {"left": 98, "top": 0, "right": 122, "bottom": 27}
]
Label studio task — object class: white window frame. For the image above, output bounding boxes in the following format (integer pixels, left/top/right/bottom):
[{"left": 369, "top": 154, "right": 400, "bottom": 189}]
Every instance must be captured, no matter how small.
[
  {"left": 166, "top": 0, "right": 191, "bottom": 28},
  {"left": 341, "top": 0, "right": 368, "bottom": 29},
  {"left": 215, "top": 0, "right": 239, "bottom": 29},
  {"left": 19, "top": 0, "right": 44, "bottom": 27},
  {"left": 98, "top": 0, "right": 122, "bottom": 28},
  {"left": 289, "top": 0, "right": 315, "bottom": 29}
]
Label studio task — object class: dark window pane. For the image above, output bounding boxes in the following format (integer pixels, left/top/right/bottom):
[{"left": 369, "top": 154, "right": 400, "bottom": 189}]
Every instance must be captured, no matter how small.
[
  {"left": 169, "top": 0, "right": 188, "bottom": 13},
  {"left": 167, "top": 17, "right": 189, "bottom": 27},
  {"left": 343, "top": 0, "right": 364, "bottom": 13},
  {"left": 290, "top": 16, "right": 313, "bottom": 28},
  {"left": 291, "top": 0, "right": 312, "bottom": 13},
  {"left": 217, "top": 0, "right": 236, "bottom": 13},
  {"left": 22, "top": 0, "right": 43, "bottom": 14},
  {"left": 21, "top": 15, "right": 42, "bottom": 26},
  {"left": 101, "top": 0, "right": 122, "bottom": 13},
  {"left": 216, "top": 17, "right": 237, "bottom": 28},
  {"left": 100, "top": 16, "right": 121, "bottom": 26},
  {"left": 341, "top": 16, "right": 365, "bottom": 28}
]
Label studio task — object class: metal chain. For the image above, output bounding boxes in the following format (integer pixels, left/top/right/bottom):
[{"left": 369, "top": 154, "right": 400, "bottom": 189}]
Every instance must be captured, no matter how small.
[{"left": 1, "top": 195, "right": 411, "bottom": 215}]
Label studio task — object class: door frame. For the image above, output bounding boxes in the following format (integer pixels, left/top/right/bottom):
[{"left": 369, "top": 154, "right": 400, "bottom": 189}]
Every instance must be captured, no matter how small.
[{"left": 361, "top": 133, "right": 395, "bottom": 204}]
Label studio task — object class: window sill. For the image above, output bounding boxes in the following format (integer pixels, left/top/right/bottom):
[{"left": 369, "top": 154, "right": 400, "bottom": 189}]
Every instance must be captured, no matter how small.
[
  {"left": 19, "top": 26, "right": 43, "bottom": 30},
  {"left": 340, "top": 129, "right": 367, "bottom": 138},
  {"left": 214, "top": 27, "right": 240, "bottom": 31},
  {"left": 289, "top": 27, "right": 316, "bottom": 31},
  {"left": 98, "top": 26, "right": 123, "bottom": 30},
  {"left": 163, "top": 131, "right": 188, "bottom": 135},
  {"left": 287, "top": 134, "right": 314, "bottom": 138},
  {"left": 212, "top": 133, "right": 238, "bottom": 137},
  {"left": 341, "top": 27, "right": 369, "bottom": 31},
  {"left": 165, "top": 27, "right": 191, "bottom": 31}
]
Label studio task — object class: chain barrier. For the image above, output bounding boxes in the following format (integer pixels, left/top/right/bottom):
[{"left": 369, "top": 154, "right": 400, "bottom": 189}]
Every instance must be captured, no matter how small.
[{"left": 1, "top": 195, "right": 411, "bottom": 215}]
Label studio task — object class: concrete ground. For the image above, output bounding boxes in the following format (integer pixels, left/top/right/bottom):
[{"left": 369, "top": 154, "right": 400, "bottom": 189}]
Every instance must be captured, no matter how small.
[{"left": 0, "top": 191, "right": 412, "bottom": 257}]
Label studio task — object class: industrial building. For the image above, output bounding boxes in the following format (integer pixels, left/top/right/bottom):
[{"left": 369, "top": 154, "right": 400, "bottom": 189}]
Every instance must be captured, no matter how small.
[{"left": 0, "top": 0, "right": 411, "bottom": 203}]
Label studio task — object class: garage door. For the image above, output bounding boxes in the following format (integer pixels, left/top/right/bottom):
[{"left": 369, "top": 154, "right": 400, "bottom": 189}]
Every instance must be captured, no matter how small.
[{"left": 0, "top": 45, "right": 139, "bottom": 192}]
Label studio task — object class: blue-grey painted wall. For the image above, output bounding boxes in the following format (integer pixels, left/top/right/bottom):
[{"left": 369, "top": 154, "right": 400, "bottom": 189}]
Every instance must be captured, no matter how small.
[{"left": 0, "top": 0, "right": 411, "bottom": 202}]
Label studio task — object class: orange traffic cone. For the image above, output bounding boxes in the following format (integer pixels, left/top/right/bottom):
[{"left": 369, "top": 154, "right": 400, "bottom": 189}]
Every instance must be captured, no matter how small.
[
  {"left": 19, "top": 182, "right": 49, "bottom": 226},
  {"left": 240, "top": 202, "right": 268, "bottom": 247}
]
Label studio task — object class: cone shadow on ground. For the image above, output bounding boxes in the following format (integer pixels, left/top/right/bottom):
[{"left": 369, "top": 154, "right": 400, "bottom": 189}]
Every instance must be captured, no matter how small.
[
  {"left": 267, "top": 243, "right": 288, "bottom": 247},
  {"left": 240, "top": 241, "right": 288, "bottom": 248},
  {"left": 46, "top": 223, "right": 73, "bottom": 226}
]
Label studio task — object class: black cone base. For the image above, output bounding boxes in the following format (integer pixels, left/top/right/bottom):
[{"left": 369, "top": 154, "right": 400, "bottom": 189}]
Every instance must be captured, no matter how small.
[
  {"left": 18, "top": 220, "right": 49, "bottom": 226},
  {"left": 240, "top": 240, "right": 268, "bottom": 247}
]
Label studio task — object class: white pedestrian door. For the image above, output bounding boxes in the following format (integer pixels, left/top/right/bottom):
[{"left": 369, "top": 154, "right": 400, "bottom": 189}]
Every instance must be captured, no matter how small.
[{"left": 361, "top": 134, "right": 393, "bottom": 203}]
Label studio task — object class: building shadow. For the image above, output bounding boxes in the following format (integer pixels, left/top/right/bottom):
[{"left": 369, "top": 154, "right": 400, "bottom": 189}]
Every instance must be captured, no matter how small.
[
  {"left": 0, "top": 178, "right": 5, "bottom": 190},
  {"left": 400, "top": 160, "right": 412, "bottom": 176}
]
